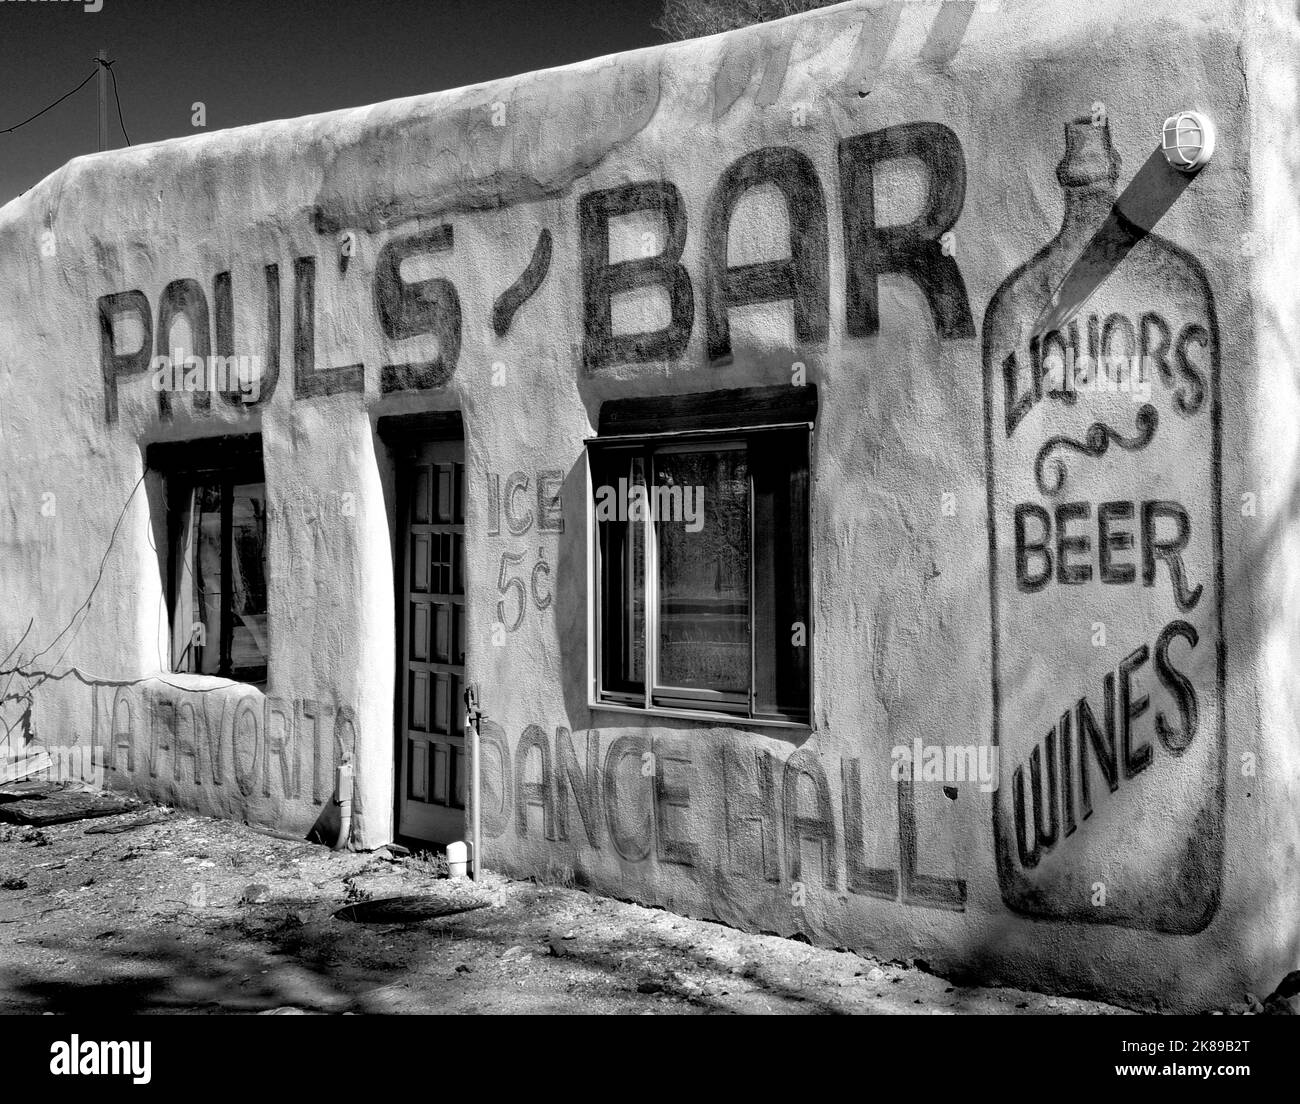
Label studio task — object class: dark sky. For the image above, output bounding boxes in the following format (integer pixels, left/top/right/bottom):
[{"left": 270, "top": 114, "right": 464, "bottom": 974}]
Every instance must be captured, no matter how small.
[{"left": 0, "top": 0, "right": 665, "bottom": 202}]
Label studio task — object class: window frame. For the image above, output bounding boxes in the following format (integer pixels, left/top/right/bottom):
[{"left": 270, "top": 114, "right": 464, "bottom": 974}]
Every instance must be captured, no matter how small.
[
  {"left": 587, "top": 420, "right": 813, "bottom": 730},
  {"left": 148, "top": 435, "right": 268, "bottom": 685}
]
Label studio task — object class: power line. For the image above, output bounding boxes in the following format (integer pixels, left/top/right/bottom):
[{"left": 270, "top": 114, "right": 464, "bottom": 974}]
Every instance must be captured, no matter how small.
[
  {"left": 1, "top": 67, "right": 97, "bottom": 135},
  {"left": 1, "top": 59, "right": 132, "bottom": 147},
  {"left": 97, "top": 56, "right": 132, "bottom": 147},
  {"left": 108, "top": 62, "right": 131, "bottom": 145}
]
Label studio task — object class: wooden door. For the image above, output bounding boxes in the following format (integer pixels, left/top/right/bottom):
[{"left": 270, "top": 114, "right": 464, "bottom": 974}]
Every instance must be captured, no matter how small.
[{"left": 397, "top": 439, "right": 466, "bottom": 844}]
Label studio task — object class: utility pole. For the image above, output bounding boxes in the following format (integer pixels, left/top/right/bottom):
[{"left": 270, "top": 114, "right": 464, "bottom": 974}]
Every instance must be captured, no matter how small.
[{"left": 97, "top": 49, "right": 109, "bottom": 152}]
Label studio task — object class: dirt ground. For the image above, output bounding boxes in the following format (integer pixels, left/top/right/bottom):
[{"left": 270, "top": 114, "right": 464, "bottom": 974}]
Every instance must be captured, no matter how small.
[{"left": 0, "top": 797, "right": 1131, "bottom": 1015}]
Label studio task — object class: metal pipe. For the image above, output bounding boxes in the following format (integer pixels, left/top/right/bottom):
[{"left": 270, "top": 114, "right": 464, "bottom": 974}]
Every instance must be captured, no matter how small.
[
  {"left": 466, "top": 685, "right": 482, "bottom": 879},
  {"left": 472, "top": 705, "right": 481, "bottom": 880}
]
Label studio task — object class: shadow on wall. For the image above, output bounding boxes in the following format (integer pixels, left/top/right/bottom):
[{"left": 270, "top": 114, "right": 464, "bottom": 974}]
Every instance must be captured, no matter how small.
[
  {"left": 555, "top": 457, "right": 591, "bottom": 727},
  {"left": 1032, "top": 144, "right": 1200, "bottom": 339}
]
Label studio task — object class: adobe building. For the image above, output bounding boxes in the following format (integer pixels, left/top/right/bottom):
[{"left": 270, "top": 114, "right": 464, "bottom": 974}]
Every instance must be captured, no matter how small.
[{"left": 1, "top": 0, "right": 1296, "bottom": 1010}]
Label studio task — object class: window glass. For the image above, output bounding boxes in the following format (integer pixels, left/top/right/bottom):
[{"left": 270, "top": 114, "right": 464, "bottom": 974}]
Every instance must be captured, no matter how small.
[
  {"left": 592, "top": 423, "right": 811, "bottom": 722},
  {"left": 592, "top": 427, "right": 810, "bottom": 724},
  {"left": 191, "top": 482, "right": 223, "bottom": 676},
  {"left": 597, "top": 452, "right": 646, "bottom": 695},
  {"left": 169, "top": 462, "right": 267, "bottom": 683},
  {"left": 751, "top": 431, "right": 810, "bottom": 717},
  {"left": 655, "top": 447, "right": 749, "bottom": 696},
  {"left": 230, "top": 482, "right": 268, "bottom": 677}
]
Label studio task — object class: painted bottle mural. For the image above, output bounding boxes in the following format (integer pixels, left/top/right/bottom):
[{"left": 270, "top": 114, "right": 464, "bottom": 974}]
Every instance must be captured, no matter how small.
[{"left": 982, "top": 114, "right": 1223, "bottom": 933}]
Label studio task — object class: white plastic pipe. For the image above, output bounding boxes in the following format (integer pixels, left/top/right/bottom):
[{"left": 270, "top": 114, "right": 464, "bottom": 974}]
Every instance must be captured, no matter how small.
[
  {"left": 333, "top": 761, "right": 354, "bottom": 851},
  {"left": 447, "top": 839, "right": 468, "bottom": 879}
]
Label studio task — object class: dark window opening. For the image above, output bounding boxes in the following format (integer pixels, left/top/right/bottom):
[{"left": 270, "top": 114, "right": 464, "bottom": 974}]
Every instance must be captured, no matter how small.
[
  {"left": 148, "top": 436, "right": 268, "bottom": 684},
  {"left": 590, "top": 415, "right": 811, "bottom": 725}
]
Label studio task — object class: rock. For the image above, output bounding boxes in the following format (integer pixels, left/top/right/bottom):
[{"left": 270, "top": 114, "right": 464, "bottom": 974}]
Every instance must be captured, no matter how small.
[
  {"left": 1245, "top": 992, "right": 1265, "bottom": 1013},
  {"left": 455, "top": 963, "right": 472, "bottom": 974},
  {"left": 84, "top": 810, "right": 172, "bottom": 835},
  {"left": 866, "top": 966, "right": 885, "bottom": 982},
  {"left": 1263, "top": 970, "right": 1300, "bottom": 1015},
  {"left": 637, "top": 978, "right": 667, "bottom": 994},
  {"left": 241, "top": 884, "right": 271, "bottom": 904},
  {"left": 501, "top": 944, "right": 527, "bottom": 960},
  {"left": 547, "top": 940, "right": 567, "bottom": 957},
  {"left": 342, "top": 873, "right": 408, "bottom": 900},
  {"left": 0, "top": 790, "right": 136, "bottom": 827},
  {"left": 1268, "top": 969, "right": 1300, "bottom": 1000}
]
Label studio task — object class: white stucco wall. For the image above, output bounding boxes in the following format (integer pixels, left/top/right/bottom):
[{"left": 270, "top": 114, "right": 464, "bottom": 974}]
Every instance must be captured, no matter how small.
[{"left": 1, "top": 0, "right": 1296, "bottom": 1009}]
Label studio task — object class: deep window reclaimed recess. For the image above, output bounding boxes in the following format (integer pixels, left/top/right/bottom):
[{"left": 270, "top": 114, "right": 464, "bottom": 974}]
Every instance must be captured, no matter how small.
[{"left": 589, "top": 424, "right": 811, "bottom": 725}]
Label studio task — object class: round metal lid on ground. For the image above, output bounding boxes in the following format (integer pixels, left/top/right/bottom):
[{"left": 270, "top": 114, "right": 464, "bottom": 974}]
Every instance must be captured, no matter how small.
[{"left": 332, "top": 894, "right": 490, "bottom": 924}]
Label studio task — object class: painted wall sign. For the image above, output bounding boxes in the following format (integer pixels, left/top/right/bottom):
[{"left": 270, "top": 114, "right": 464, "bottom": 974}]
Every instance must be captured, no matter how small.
[
  {"left": 485, "top": 470, "right": 562, "bottom": 633},
  {"left": 87, "top": 681, "right": 356, "bottom": 807},
  {"left": 982, "top": 117, "right": 1224, "bottom": 933},
  {"left": 96, "top": 123, "right": 975, "bottom": 423},
  {"left": 476, "top": 721, "right": 967, "bottom": 912}
]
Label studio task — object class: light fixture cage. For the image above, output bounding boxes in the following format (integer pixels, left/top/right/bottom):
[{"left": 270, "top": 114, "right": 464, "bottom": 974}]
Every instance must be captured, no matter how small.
[{"left": 1161, "top": 111, "right": 1216, "bottom": 172}]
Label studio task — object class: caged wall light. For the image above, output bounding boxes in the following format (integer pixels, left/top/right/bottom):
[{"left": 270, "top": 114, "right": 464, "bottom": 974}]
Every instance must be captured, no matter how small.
[{"left": 1161, "top": 110, "right": 1216, "bottom": 172}]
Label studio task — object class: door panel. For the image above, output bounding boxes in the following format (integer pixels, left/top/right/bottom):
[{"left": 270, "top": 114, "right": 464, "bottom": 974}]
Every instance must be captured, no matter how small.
[{"left": 398, "top": 438, "right": 466, "bottom": 845}]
